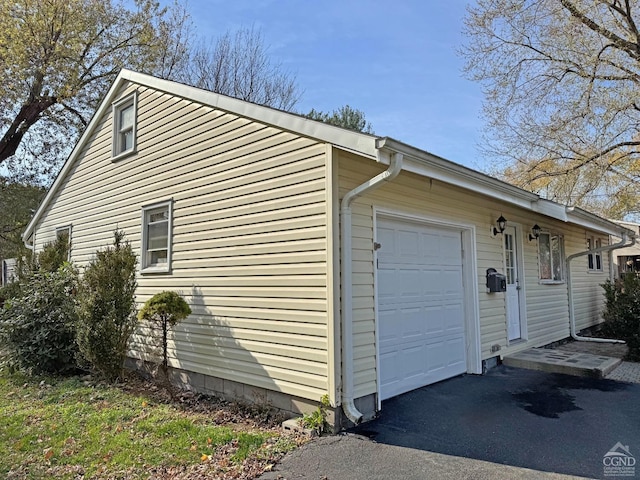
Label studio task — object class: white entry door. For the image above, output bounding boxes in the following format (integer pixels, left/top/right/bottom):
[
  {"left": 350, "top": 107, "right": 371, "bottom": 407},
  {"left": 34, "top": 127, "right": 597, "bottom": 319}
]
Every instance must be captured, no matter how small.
[
  {"left": 504, "top": 226, "right": 522, "bottom": 341},
  {"left": 377, "top": 217, "right": 467, "bottom": 400}
]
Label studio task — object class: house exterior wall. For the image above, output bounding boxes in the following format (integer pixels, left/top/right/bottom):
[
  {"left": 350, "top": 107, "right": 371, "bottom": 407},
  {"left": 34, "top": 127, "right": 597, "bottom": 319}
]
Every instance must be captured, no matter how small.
[
  {"left": 32, "top": 81, "right": 332, "bottom": 403},
  {"left": 570, "top": 235, "right": 610, "bottom": 331},
  {"left": 336, "top": 150, "right": 610, "bottom": 399}
]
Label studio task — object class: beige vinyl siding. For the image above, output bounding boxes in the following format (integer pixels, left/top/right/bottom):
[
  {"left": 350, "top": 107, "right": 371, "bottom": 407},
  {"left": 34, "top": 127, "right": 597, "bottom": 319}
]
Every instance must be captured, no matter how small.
[
  {"left": 337, "top": 150, "right": 611, "bottom": 398},
  {"left": 33, "top": 81, "right": 331, "bottom": 401},
  {"left": 570, "top": 235, "right": 609, "bottom": 331}
]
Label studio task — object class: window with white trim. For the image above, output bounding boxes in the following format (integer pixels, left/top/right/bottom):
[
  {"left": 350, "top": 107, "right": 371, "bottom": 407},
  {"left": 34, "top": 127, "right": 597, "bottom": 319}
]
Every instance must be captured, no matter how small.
[
  {"left": 141, "top": 201, "right": 172, "bottom": 273},
  {"left": 56, "top": 225, "right": 72, "bottom": 260},
  {"left": 538, "top": 232, "right": 564, "bottom": 282},
  {"left": 112, "top": 92, "right": 137, "bottom": 159},
  {"left": 587, "top": 237, "right": 603, "bottom": 271}
]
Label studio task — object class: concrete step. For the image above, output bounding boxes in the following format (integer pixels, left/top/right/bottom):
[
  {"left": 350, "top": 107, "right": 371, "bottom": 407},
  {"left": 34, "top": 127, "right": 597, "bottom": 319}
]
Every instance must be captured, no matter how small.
[{"left": 503, "top": 348, "right": 622, "bottom": 379}]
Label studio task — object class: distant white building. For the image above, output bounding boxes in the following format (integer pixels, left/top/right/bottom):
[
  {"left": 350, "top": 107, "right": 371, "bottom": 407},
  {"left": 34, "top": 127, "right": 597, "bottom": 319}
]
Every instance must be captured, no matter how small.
[
  {"left": 1, "top": 258, "right": 17, "bottom": 286},
  {"left": 612, "top": 221, "right": 640, "bottom": 276}
]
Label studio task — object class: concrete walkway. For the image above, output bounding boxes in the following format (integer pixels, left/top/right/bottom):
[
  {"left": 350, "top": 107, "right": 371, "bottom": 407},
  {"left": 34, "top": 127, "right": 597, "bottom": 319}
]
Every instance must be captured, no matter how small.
[{"left": 503, "top": 339, "right": 640, "bottom": 384}]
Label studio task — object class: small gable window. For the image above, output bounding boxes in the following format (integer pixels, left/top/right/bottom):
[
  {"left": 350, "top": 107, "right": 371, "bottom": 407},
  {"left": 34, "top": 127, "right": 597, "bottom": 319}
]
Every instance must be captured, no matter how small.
[
  {"left": 141, "top": 200, "right": 172, "bottom": 273},
  {"left": 112, "top": 92, "right": 137, "bottom": 159}
]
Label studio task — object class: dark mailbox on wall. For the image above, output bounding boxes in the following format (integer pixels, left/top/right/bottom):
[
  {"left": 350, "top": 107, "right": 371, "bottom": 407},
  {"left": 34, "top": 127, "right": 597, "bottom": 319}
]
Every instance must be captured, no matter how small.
[{"left": 486, "top": 268, "right": 507, "bottom": 293}]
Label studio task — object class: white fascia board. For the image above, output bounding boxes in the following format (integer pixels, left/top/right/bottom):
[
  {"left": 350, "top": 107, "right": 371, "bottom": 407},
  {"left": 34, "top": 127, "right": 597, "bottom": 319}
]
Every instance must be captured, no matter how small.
[
  {"left": 375, "top": 137, "right": 630, "bottom": 236},
  {"left": 566, "top": 206, "right": 634, "bottom": 237},
  {"left": 530, "top": 198, "right": 568, "bottom": 222},
  {"left": 23, "top": 69, "right": 379, "bottom": 241},
  {"left": 376, "top": 137, "right": 539, "bottom": 210}
]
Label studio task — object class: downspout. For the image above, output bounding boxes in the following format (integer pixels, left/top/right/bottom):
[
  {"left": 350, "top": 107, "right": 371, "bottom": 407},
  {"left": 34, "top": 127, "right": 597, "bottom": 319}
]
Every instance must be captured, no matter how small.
[
  {"left": 23, "top": 233, "right": 35, "bottom": 251},
  {"left": 340, "top": 151, "right": 403, "bottom": 424},
  {"left": 566, "top": 233, "right": 635, "bottom": 343}
]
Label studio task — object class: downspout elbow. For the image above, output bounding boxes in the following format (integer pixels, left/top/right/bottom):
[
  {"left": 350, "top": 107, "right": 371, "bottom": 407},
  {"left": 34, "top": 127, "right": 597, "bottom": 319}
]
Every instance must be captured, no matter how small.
[{"left": 23, "top": 233, "right": 35, "bottom": 251}]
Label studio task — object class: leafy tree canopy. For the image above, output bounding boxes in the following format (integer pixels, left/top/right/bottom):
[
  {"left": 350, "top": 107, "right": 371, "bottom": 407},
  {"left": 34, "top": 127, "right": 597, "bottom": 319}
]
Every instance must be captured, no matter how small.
[
  {"left": 0, "top": 2, "right": 301, "bottom": 184},
  {"left": 305, "top": 105, "right": 374, "bottom": 133},
  {"left": 462, "top": 0, "right": 640, "bottom": 219},
  {"left": 0, "top": 179, "right": 44, "bottom": 260},
  {"left": 0, "top": 0, "right": 191, "bottom": 180},
  {"left": 180, "top": 26, "right": 300, "bottom": 111}
]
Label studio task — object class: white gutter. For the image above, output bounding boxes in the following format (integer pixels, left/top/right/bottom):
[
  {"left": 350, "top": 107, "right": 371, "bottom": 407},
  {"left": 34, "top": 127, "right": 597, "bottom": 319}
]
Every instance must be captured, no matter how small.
[
  {"left": 566, "top": 233, "right": 636, "bottom": 343},
  {"left": 340, "top": 150, "right": 403, "bottom": 424}
]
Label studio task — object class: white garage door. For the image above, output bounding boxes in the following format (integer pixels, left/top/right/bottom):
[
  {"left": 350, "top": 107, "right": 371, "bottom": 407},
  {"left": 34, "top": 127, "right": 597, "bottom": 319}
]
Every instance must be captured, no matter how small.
[{"left": 377, "top": 217, "right": 467, "bottom": 400}]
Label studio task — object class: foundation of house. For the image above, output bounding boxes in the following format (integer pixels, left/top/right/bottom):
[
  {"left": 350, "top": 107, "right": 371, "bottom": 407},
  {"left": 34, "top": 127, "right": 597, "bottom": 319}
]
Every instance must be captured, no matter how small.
[{"left": 124, "top": 357, "right": 340, "bottom": 431}]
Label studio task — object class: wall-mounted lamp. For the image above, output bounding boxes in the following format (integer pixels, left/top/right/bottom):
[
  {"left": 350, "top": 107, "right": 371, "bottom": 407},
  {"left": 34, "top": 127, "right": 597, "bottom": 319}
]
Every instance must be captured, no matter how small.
[
  {"left": 529, "top": 224, "right": 541, "bottom": 241},
  {"left": 492, "top": 215, "right": 507, "bottom": 236}
]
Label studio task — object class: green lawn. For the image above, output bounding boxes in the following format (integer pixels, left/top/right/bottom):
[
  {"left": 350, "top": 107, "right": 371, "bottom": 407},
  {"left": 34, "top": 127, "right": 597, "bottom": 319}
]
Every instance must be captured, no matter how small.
[{"left": 0, "top": 371, "right": 298, "bottom": 479}]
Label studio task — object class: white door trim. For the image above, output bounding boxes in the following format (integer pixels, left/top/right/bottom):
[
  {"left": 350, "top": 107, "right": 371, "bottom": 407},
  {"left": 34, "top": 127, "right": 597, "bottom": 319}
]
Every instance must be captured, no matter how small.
[
  {"left": 373, "top": 207, "right": 482, "bottom": 410},
  {"left": 503, "top": 223, "right": 528, "bottom": 343}
]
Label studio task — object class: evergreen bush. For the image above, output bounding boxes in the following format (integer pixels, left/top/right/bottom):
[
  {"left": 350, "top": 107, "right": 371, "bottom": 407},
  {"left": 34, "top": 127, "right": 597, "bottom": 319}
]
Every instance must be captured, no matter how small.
[
  {"left": 38, "top": 232, "right": 70, "bottom": 273},
  {"left": 0, "top": 235, "right": 66, "bottom": 308},
  {"left": 138, "top": 291, "right": 191, "bottom": 377},
  {"left": 76, "top": 230, "right": 138, "bottom": 381},
  {"left": 601, "top": 273, "right": 640, "bottom": 361}
]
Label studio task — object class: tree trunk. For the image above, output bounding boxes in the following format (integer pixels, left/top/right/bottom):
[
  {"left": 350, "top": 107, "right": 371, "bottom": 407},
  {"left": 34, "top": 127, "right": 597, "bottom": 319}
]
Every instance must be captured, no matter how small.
[
  {"left": 0, "top": 97, "right": 56, "bottom": 163},
  {"left": 162, "top": 317, "right": 168, "bottom": 375}
]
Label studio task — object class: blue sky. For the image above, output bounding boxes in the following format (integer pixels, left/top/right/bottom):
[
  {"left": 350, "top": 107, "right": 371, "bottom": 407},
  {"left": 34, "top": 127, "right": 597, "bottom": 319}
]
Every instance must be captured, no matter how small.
[{"left": 184, "top": 0, "right": 486, "bottom": 170}]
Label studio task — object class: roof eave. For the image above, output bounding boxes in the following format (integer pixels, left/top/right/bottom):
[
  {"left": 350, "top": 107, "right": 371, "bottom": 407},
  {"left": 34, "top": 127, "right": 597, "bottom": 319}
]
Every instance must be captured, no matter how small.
[
  {"left": 375, "top": 137, "right": 630, "bottom": 236},
  {"left": 24, "top": 69, "right": 380, "bottom": 240},
  {"left": 376, "top": 136, "right": 539, "bottom": 210}
]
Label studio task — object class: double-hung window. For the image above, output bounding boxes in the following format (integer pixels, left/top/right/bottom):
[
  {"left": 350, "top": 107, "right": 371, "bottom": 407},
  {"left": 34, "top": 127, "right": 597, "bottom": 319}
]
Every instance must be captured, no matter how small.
[
  {"left": 538, "top": 232, "right": 564, "bottom": 283},
  {"left": 141, "top": 201, "right": 172, "bottom": 273},
  {"left": 56, "top": 225, "right": 72, "bottom": 260},
  {"left": 587, "top": 237, "right": 603, "bottom": 271},
  {"left": 112, "top": 92, "right": 137, "bottom": 159}
]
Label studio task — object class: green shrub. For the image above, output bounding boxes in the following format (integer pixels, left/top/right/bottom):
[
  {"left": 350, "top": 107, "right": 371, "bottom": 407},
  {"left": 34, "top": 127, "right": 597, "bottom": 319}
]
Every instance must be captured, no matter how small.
[
  {"left": 76, "top": 230, "right": 138, "bottom": 382},
  {"left": 602, "top": 273, "right": 640, "bottom": 361},
  {"left": 138, "top": 291, "right": 191, "bottom": 376},
  {"left": 0, "top": 280, "right": 21, "bottom": 309},
  {"left": 0, "top": 237, "right": 65, "bottom": 308},
  {"left": 299, "top": 394, "right": 331, "bottom": 435},
  {"left": 0, "top": 263, "right": 79, "bottom": 374},
  {"left": 38, "top": 233, "right": 70, "bottom": 273}
]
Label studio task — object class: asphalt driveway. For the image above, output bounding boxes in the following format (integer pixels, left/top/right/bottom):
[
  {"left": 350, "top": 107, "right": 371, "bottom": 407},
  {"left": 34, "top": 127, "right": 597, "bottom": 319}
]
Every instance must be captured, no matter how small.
[{"left": 262, "top": 366, "right": 640, "bottom": 479}]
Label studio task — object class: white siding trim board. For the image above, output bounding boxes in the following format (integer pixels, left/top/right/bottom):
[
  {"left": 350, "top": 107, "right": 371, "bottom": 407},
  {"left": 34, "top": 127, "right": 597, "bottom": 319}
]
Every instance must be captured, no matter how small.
[{"left": 326, "top": 145, "right": 340, "bottom": 407}]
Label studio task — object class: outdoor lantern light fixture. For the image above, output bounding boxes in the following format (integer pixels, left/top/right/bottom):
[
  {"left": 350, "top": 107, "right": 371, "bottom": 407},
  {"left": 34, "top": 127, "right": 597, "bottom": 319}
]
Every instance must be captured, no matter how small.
[
  {"left": 529, "top": 224, "right": 541, "bottom": 241},
  {"left": 492, "top": 215, "right": 507, "bottom": 236}
]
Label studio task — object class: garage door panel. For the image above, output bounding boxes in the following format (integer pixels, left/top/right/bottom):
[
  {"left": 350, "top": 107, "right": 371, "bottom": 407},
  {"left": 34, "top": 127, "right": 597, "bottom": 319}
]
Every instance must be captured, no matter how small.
[
  {"left": 398, "top": 230, "right": 419, "bottom": 258},
  {"left": 401, "top": 307, "right": 425, "bottom": 339},
  {"left": 400, "top": 269, "right": 422, "bottom": 298},
  {"left": 377, "top": 268, "right": 397, "bottom": 300},
  {"left": 378, "top": 217, "right": 467, "bottom": 401},
  {"left": 441, "top": 269, "right": 464, "bottom": 292},
  {"left": 378, "top": 309, "right": 400, "bottom": 346}
]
